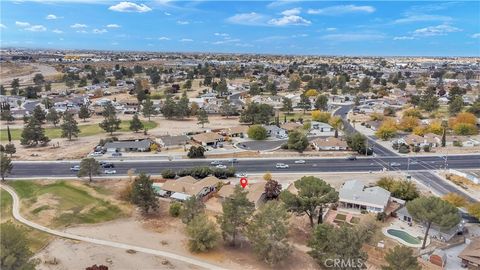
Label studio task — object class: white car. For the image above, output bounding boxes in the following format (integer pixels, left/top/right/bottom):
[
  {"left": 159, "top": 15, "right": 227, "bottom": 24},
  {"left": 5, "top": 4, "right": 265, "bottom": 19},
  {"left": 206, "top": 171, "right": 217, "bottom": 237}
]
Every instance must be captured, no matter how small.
[
  {"left": 215, "top": 164, "right": 227, "bottom": 169},
  {"left": 275, "top": 163, "right": 289, "bottom": 169},
  {"left": 89, "top": 152, "right": 104, "bottom": 157},
  {"left": 235, "top": 172, "right": 248, "bottom": 178},
  {"left": 104, "top": 169, "right": 117, "bottom": 174},
  {"left": 210, "top": 160, "right": 222, "bottom": 165},
  {"left": 390, "top": 162, "right": 401, "bottom": 167},
  {"left": 294, "top": 160, "right": 306, "bottom": 164},
  {"left": 70, "top": 165, "right": 80, "bottom": 171}
]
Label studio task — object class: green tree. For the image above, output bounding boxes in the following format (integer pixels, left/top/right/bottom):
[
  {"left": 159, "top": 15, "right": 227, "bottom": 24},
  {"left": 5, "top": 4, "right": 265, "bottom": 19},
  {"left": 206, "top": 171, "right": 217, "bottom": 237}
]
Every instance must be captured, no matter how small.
[
  {"left": 264, "top": 179, "right": 282, "bottom": 200},
  {"left": 246, "top": 201, "right": 292, "bottom": 266},
  {"left": 240, "top": 103, "right": 274, "bottom": 125},
  {"left": 449, "top": 95, "right": 464, "bottom": 115},
  {"left": 99, "top": 103, "right": 121, "bottom": 135},
  {"left": 186, "top": 214, "right": 220, "bottom": 253},
  {"left": 1, "top": 110, "right": 14, "bottom": 122},
  {"left": 407, "top": 196, "right": 460, "bottom": 249},
  {"left": 0, "top": 222, "right": 37, "bottom": 270},
  {"left": 280, "top": 176, "right": 338, "bottom": 227},
  {"left": 328, "top": 116, "right": 343, "bottom": 138},
  {"left": 187, "top": 146, "right": 205, "bottom": 158},
  {"left": 286, "top": 130, "right": 309, "bottom": 152},
  {"left": 0, "top": 152, "right": 13, "bottom": 181},
  {"left": 247, "top": 125, "right": 267, "bottom": 140},
  {"left": 183, "top": 79, "right": 192, "bottom": 90},
  {"left": 142, "top": 99, "right": 157, "bottom": 121},
  {"left": 77, "top": 157, "right": 100, "bottom": 182},
  {"left": 10, "top": 78, "right": 20, "bottom": 93},
  {"left": 181, "top": 195, "right": 206, "bottom": 224},
  {"left": 419, "top": 86, "right": 439, "bottom": 111},
  {"left": 298, "top": 94, "right": 311, "bottom": 114},
  {"left": 220, "top": 100, "right": 237, "bottom": 118},
  {"left": 20, "top": 117, "right": 50, "bottom": 146},
  {"left": 377, "top": 177, "right": 419, "bottom": 201},
  {"left": 32, "top": 106, "right": 46, "bottom": 123},
  {"left": 216, "top": 77, "right": 228, "bottom": 96},
  {"left": 308, "top": 224, "right": 368, "bottom": 270},
  {"left": 131, "top": 173, "right": 159, "bottom": 214},
  {"left": 46, "top": 107, "right": 60, "bottom": 127},
  {"left": 60, "top": 112, "right": 80, "bottom": 140},
  {"left": 176, "top": 91, "right": 191, "bottom": 119},
  {"left": 314, "top": 95, "right": 328, "bottom": 111},
  {"left": 382, "top": 246, "right": 420, "bottom": 270},
  {"left": 129, "top": 114, "right": 144, "bottom": 132},
  {"left": 4, "top": 143, "right": 16, "bottom": 158},
  {"left": 196, "top": 109, "right": 209, "bottom": 128},
  {"left": 33, "top": 73, "right": 44, "bottom": 86},
  {"left": 346, "top": 133, "right": 367, "bottom": 153},
  {"left": 217, "top": 186, "right": 255, "bottom": 247},
  {"left": 281, "top": 97, "right": 293, "bottom": 115},
  {"left": 78, "top": 105, "right": 91, "bottom": 122},
  {"left": 161, "top": 95, "right": 177, "bottom": 119}
]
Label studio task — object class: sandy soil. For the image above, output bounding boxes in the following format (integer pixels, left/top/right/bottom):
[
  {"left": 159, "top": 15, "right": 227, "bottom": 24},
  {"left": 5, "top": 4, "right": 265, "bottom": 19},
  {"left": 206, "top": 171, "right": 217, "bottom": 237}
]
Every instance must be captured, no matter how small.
[{"left": 0, "top": 63, "right": 60, "bottom": 85}]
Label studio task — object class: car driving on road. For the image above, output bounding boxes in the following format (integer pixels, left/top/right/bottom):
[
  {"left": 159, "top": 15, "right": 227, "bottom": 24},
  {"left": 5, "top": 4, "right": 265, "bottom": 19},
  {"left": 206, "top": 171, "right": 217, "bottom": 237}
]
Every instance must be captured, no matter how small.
[
  {"left": 390, "top": 162, "right": 401, "bottom": 167},
  {"left": 210, "top": 160, "right": 222, "bottom": 165},
  {"left": 294, "top": 160, "right": 306, "bottom": 164},
  {"left": 70, "top": 165, "right": 80, "bottom": 171},
  {"left": 235, "top": 172, "right": 248, "bottom": 178},
  {"left": 275, "top": 163, "right": 289, "bottom": 169},
  {"left": 104, "top": 169, "right": 117, "bottom": 174},
  {"left": 215, "top": 164, "right": 227, "bottom": 169},
  {"left": 347, "top": 156, "right": 357, "bottom": 160}
]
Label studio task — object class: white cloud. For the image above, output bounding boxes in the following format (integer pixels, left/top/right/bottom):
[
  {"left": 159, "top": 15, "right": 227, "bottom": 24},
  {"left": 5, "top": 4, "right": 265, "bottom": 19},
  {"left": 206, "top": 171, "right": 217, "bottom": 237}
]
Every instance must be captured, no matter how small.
[
  {"left": 394, "top": 14, "right": 452, "bottom": 24},
  {"left": 180, "top": 38, "right": 193, "bottom": 42},
  {"left": 76, "top": 30, "right": 88, "bottom": 34},
  {"left": 108, "top": 2, "right": 152, "bottom": 13},
  {"left": 92, "top": 28, "right": 107, "bottom": 34},
  {"left": 268, "top": 15, "right": 310, "bottom": 26},
  {"left": 164, "top": 12, "right": 171, "bottom": 16},
  {"left": 226, "top": 12, "right": 267, "bottom": 26},
  {"left": 214, "top": 32, "right": 229, "bottom": 37},
  {"left": 472, "top": 33, "right": 480, "bottom": 39},
  {"left": 267, "top": 0, "right": 301, "bottom": 8},
  {"left": 212, "top": 38, "right": 240, "bottom": 45},
  {"left": 413, "top": 24, "right": 461, "bottom": 37},
  {"left": 45, "top": 14, "right": 58, "bottom": 20},
  {"left": 0, "top": 24, "right": 6, "bottom": 29},
  {"left": 71, "top": 23, "right": 87, "bottom": 28},
  {"left": 308, "top": 5, "right": 375, "bottom": 15},
  {"left": 52, "top": 29, "right": 63, "bottom": 34},
  {"left": 393, "top": 36, "right": 414, "bottom": 40},
  {"left": 177, "top": 20, "right": 189, "bottom": 25},
  {"left": 158, "top": 36, "right": 170, "bottom": 40},
  {"left": 15, "top": 21, "right": 30, "bottom": 28},
  {"left": 326, "top": 27, "right": 337, "bottom": 31},
  {"left": 106, "top": 24, "right": 120, "bottom": 28},
  {"left": 320, "top": 33, "right": 384, "bottom": 42},
  {"left": 281, "top": 8, "right": 301, "bottom": 16},
  {"left": 25, "top": 25, "right": 47, "bottom": 32}
]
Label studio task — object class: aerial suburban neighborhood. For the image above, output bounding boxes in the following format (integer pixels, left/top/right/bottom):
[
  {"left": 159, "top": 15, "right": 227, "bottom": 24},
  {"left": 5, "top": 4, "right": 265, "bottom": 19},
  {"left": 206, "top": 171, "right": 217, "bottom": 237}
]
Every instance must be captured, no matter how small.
[{"left": 0, "top": 1, "right": 480, "bottom": 270}]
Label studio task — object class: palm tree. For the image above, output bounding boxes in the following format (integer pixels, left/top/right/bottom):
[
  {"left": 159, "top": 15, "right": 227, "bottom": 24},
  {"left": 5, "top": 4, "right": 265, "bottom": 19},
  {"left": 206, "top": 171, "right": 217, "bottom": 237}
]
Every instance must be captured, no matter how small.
[{"left": 329, "top": 116, "right": 343, "bottom": 138}]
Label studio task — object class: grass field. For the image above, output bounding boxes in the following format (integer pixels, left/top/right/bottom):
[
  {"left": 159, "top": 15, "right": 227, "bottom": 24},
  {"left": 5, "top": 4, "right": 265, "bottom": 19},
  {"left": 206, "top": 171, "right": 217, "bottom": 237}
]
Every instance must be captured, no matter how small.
[
  {"left": 0, "top": 120, "right": 157, "bottom": 142},
  {"left": 1, "top": 189, "right": 53, "bottom": 252},
  {"left": 9, "top": 181, "right": 127, "bottom": 228},
  {"left": 279, "top": 111, "right": 313, "bottom": 122}
]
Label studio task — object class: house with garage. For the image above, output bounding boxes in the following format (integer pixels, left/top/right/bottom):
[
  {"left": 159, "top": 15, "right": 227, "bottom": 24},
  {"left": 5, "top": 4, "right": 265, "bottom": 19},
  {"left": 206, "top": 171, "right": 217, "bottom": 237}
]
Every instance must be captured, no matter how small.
[
  {"left": 264, "top": 125, "right": 287, "bottom": 139},
  {"left": 338, "top": 180, "right": 392, "bottom": 213},
  {"left": 309, "top": 121, "right": 335, "bottom": 136},
  {"left": 157, "top": 135, "right": 189, "bottom": 148},
  {"left": 104, "top": 139, "right": 152, "bottom": 153},
  {"left": 220, "top": 126, "right": 249, "bottom": 137},
  {"left": 160, "top": 176, "right": 222, "bottom": 201},
  {"left": 191, "top": 132, "right": 224, "bottom": 147},
  {"left": 311, "top": 137, "right": 348, "bottom": 151},
  {"left": 217, "top": 182, "right": 267, "bottom": 208}
]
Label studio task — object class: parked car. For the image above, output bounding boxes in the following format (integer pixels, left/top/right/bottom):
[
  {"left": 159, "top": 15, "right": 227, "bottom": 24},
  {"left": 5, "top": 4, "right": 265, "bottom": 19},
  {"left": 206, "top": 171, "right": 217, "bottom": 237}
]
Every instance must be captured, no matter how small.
[
  {"left": 390, "top": 162, "right": 401, "bottom": 167},
  {"left": 210, "top": 160, "right": 222, "bottom": 165},
  {"left": 235, "top": 172, "right": 248, "bottom": 178},
  {"left": 102, "top": 163, "right": 115, "bottom": 168},
  {"left": 70, "top": 165, "right": 80, "bottom": 171},
  {"left": 104, "top": 169, "right": 117, "bottom": 174},
  {"left": 294, "top": 160, "right": 306, "bottom": 164},
  {"left": 228, "top": 158, "right": 238, "bottom": 163},
  {"left": 347, "top": 156, "right": 357, "bottom": 161},
  {"left": 275, "top": 163, "right": 289, "bottom": 169},
  {"left": 89, "top": 151, "right": 104, "bottom": 157},
  {"left": 216, "top": 164, "right": 227, "bottom": 169},
  {"left": 111, "top": 152, "right": 122, "bottom": 157}
]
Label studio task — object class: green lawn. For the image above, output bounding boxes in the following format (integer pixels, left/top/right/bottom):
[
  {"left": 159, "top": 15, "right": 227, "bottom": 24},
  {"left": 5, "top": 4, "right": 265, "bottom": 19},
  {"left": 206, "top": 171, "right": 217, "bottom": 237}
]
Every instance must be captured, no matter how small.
[
  {"left": 9, "top": 181, "right": 126, "bottom": 228},
  {"left": 0, "top": 120, "right": 157, "bottom": 142},
  {"left": 1, "top": 189, "right": 52, "bottom": 252},
  {"left": 279, "top": 111, "right": 312, "bottom": 122}
]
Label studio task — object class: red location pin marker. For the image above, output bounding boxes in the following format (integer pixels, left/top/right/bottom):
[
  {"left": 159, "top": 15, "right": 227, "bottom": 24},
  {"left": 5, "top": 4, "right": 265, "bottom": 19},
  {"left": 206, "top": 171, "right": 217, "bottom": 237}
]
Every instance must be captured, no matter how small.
[{"left": 240, "top": 177, "right": 248, "bottom": 188}]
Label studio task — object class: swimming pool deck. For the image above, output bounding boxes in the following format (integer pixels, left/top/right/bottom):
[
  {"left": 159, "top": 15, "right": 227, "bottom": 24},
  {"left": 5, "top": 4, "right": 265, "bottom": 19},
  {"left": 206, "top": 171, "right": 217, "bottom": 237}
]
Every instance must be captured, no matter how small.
[{"left": 383, "top": 222, "right": 431, "bottom": 248}]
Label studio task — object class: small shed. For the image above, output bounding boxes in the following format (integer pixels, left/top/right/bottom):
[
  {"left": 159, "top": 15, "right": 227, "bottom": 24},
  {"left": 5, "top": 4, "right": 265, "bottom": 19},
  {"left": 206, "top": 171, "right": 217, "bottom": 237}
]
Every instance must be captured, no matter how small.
[{"left": 429, "top": 249, "right": 447, "bottom": 268}]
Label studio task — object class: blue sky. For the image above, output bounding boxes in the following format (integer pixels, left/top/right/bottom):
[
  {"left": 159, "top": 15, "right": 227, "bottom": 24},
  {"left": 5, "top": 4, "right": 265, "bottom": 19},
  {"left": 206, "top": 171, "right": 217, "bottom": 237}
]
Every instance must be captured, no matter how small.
[{"left": 1, "top": 1, "right": 479, "bottom": 56}]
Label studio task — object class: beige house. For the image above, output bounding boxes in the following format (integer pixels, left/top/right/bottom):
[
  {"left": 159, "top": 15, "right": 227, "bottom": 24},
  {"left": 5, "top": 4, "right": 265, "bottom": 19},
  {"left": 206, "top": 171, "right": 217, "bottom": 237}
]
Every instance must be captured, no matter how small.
[
  {"left": 220, "top": 126, "right": 249, "bottom": 137},
  {"left": 191, "top": 132, "right": 224, "bottom": 146},
  {"left": 311, "top": 137, "right": 348, "bottom": 151},
  {"left": 217, "top": 182, "right": 267, "bottom": 207},
  {"left": 161, "top": 176, "right": 222, "bottom": 201}
]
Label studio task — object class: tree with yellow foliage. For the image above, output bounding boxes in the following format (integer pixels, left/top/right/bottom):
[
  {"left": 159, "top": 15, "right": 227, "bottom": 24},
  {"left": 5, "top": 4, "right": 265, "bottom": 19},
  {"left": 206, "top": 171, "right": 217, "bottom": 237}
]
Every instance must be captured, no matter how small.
[
  {"left": 467, "top": 203, "right": 480, "bottom": 219},
  {"left": 399, "top": 116, "right": 420, "bottom": 132},
  {"left": 263, "top": 172, "right": 272, "bottom": 181},
  {"left": 413, "top": 126, "right": 428, "bottom": 136},
  {"left": 328, "top": 116, "right": 343, "bottom": 138},
  {"left": 427, "top": 120, "right": 443, "bottom": 135},
  {"left": 305, "top": 89, "right": 318, "bottom": 97},
  {"left": 449, "top": 112, "right": 478, "bottom": 128},
  {"left": 311, "top": 110, "right": 331, "bottom": 123},
  {"left": 442, "top": 193, "right": 467, "bottom": 207},
  {"left": 375, "top": 119, "right": 397, "bottom": 140}
]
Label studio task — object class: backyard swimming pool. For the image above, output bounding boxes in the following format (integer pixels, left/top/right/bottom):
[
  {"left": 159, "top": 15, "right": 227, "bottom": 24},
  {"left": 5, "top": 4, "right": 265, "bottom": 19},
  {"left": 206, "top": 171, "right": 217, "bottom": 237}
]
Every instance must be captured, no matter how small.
[{"left": 386, "top": 229, "right": 421, "bottom": 245}]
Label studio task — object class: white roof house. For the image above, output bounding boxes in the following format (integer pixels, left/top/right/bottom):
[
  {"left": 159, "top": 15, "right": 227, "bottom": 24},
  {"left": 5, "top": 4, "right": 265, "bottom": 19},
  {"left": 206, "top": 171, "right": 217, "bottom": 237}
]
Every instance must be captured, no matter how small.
[{"left": 339, "top": 180, "right": 391, "bottom": 213}]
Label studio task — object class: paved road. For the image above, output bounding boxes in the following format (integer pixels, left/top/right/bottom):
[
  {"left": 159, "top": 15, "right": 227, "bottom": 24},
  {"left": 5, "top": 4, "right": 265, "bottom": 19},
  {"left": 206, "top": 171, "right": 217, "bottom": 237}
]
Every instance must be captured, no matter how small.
[
  {"left": 0, "top": 184, "right": 227, "bottom": 270},
  {"left": 334, "top": 104, "right": 478, "bottom": 202}
]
